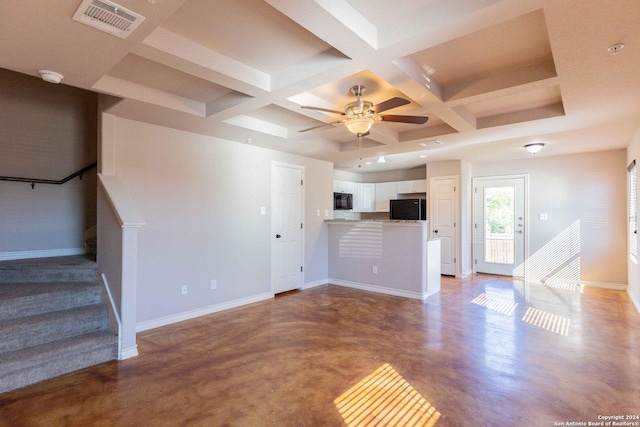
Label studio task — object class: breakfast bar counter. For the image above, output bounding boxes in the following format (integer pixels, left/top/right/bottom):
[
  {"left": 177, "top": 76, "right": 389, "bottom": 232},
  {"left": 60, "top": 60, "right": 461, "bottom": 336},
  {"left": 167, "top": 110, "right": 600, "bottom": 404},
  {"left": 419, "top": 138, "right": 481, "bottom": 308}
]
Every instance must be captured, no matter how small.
[{"left": 326, "top": 220, "right": 441, "bottom": 300}]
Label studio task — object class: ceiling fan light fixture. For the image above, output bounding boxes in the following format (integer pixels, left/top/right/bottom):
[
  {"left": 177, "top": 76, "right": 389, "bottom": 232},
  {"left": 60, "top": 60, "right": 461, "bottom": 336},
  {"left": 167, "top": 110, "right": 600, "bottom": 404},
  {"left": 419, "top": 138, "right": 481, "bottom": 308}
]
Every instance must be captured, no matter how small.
[
  {"left": 525, "top": 143, "right": 545, "bottom": 154},
  {"left": 345, "top": 117, "right": 375, "bottom": 135}
]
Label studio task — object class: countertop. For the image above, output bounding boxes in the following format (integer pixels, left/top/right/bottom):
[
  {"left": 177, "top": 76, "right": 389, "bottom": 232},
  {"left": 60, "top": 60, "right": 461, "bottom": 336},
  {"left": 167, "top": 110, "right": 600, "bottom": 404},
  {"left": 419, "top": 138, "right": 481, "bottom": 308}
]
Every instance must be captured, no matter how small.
[{"left": 325, "top": 219, "right": 426, "bottom": 223}]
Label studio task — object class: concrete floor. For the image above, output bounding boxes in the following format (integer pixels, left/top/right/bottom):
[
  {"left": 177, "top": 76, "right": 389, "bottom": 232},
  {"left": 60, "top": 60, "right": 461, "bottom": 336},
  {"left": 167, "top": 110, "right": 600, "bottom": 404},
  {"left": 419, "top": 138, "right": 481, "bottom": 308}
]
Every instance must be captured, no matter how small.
[{"left": 0, "top": 274, "right": 638, "bottom": 426}]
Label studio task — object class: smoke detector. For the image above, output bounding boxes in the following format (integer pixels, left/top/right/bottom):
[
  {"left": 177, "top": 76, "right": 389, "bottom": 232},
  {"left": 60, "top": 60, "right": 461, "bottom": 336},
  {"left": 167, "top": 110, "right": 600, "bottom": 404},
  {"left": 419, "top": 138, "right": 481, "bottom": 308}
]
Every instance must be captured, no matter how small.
[
  {"left": 73, "top": 0, "right": 145, "bottom": 39},
  {"left": 39, "top": 70, "right": 63, "bottom": 84}
]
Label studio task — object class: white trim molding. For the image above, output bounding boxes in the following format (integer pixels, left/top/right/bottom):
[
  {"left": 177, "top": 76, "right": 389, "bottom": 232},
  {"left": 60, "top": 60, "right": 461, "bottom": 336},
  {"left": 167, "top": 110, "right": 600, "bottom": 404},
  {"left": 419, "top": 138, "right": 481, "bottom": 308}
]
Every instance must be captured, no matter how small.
[
  {"left": 136, "top": 292, "right": 273, "bottom": 332},
  {"left": 330, "top": 279, "right": 431, "bottom": 300},
  {"left": 0, "top": 248, "right": 85, "bottom": 261},
  {"left": 303, "top": 278, "right": 329, "bottom": 290},
  {"left": 628, "top": 289, "right": 640, "bottom": 314},
  {"left": 580, "top": 281, "right": 628, "bottom": 291}
]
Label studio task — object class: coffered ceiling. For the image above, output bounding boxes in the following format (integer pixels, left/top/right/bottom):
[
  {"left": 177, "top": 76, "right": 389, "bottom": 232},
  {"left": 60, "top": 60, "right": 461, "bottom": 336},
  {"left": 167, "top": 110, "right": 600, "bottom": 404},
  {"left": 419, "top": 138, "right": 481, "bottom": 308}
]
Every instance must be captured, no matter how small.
[{"left": 1, "top": 0, "right": 639, "bottom": 172}]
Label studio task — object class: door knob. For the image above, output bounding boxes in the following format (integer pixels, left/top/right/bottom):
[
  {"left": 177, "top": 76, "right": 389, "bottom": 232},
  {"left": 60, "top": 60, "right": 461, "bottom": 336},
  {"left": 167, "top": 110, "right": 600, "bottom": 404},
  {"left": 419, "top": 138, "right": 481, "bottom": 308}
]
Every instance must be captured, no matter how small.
[
  {"left": 433, "top": 230, "right": 438, "bottom": 234},
  {"left": 276, "top": 234, "right": 281, "bottom": 238}
]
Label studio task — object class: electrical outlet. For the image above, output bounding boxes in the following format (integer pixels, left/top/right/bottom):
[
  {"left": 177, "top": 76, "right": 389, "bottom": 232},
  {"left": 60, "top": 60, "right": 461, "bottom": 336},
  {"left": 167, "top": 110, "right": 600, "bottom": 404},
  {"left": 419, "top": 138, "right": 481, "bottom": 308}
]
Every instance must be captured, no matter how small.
[
  {"left": 372, "top": 266, "right": 378, "bottom": 275},
  {"left": 181, "top": 285, "right": 188, "bottom": 296},
  {"left": 211, "top": 279, "right": 217, "bottom": 290}
]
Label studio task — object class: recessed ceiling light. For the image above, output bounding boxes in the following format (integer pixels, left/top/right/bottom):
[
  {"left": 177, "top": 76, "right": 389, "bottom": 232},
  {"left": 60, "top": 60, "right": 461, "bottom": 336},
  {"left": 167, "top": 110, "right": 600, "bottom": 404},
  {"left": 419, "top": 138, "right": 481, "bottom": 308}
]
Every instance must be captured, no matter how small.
[
  {"left": 419, "top": 154, "right": 427, "bottom": 158},
  {"left": 378, "top": 156, "right": 386, "bottom": 163},
  {"left": 419, "top": 140, "right": 443, "bottom": 147},
  {"left": 607, "top": 43, "right": 624, "bottom": 55},
  {"left": 365, "top": 161, "right": 372, "bottom": 165}
]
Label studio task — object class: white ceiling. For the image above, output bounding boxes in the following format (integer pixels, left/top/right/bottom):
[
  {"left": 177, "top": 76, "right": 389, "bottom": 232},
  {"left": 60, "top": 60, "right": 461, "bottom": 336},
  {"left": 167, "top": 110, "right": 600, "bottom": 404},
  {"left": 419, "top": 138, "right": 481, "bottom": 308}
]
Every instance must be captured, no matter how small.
[{"left": 2, "top": 0, "right": 639, "bottom": 173}]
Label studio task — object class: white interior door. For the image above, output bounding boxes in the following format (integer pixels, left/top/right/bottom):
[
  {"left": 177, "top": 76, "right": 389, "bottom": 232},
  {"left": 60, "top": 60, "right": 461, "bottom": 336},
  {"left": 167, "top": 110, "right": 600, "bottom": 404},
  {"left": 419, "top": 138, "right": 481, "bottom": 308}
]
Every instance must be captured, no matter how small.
[
  {"left": 474, "top": 176, "right": 526, "bottom": 276},
  {"left": 430, "top": 176, "right": 458, "bottom": 276},
  {"left": 272, "top": 163, "right": 303, "bottom": 294}
]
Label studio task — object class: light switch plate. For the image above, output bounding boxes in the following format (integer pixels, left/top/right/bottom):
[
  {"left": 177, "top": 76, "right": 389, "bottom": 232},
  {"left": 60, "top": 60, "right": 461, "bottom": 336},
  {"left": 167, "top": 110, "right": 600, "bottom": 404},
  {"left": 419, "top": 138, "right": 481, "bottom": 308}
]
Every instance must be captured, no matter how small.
[{"left": 540, "top": 213, "right": 548, "bottom": 220}]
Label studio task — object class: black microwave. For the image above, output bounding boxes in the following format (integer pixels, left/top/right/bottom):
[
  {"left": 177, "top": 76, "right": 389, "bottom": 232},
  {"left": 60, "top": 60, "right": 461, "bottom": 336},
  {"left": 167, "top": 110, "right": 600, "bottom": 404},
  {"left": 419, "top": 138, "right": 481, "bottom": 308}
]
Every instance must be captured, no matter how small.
[{"left": 334, "top": 192, "right": 353, "bottom": 210}]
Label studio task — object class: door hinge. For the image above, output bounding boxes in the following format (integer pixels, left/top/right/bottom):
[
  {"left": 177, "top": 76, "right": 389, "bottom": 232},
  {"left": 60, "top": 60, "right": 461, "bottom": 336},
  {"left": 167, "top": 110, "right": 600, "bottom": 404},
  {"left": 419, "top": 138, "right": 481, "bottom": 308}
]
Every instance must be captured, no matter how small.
[
  {"left": 474, "top": 187, "right": 477, "bottom": 193},
  {"left": 474, "top": 259, "right": 477, "bottom": 265},
  {"left": 454, "top": 186, "right": 456, "bottom": 192},
  {"left": 454, "top": 222, "right": 456, "bottom": 227},
  {"left": 301, "top": 179, "right": 303, "bottom": 186},
  {"left": 301, "top": 223, "right": 303, "bottom": 229},
  {"left": 454, "top": 257, "right": 457, "bottom": 263},
  {"left": 474, "top": 223, "right": 477, "bottom": 229},
  {"left": 301, "top": 266, "right": 303, "bottom": 272}
]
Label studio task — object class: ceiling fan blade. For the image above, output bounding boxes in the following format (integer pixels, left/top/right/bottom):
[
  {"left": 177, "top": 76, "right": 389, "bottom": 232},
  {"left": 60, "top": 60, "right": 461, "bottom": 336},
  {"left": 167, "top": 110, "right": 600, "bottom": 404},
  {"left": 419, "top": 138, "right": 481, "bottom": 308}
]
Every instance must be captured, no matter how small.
[
  {"left": 299, "top": 121, "right": 341, "bottom": 133},
  {"left": 301, "top": 106, "right": 344, "bottom": 115},
  {"left": 374, "top": 97, "right": 410, "bottom": 113},
  {"left": 380, "top": 115, "right": 429, "bottom": 124}
]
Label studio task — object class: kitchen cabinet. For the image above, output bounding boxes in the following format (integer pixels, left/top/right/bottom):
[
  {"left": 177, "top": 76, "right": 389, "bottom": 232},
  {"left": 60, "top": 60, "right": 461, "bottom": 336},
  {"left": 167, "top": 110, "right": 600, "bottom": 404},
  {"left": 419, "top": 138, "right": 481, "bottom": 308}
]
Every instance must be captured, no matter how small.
[
  {"left": 397, "top": 179, "right": 427, "bottom": 194},
  {"left": 359, "top": 183, "right": 376, "bottom": 212},
  {"left": 375, "top": 182, "right": 397, "bottom": 212}
]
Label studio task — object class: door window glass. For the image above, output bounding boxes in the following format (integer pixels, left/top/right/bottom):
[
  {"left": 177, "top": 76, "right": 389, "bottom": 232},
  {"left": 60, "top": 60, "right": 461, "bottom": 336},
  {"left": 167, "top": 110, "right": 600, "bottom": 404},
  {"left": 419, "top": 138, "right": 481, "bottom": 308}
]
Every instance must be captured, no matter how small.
[{"left": 484, "top": 186, "right": 515, "bottom": 264}]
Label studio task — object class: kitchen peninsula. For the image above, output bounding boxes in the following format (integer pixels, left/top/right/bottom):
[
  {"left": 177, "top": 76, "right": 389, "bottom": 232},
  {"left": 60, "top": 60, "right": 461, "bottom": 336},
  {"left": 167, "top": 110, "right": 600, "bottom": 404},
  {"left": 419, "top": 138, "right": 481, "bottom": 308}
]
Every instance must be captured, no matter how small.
[{"left": 326, "top": 219, "right": 441, "bottom": 300}]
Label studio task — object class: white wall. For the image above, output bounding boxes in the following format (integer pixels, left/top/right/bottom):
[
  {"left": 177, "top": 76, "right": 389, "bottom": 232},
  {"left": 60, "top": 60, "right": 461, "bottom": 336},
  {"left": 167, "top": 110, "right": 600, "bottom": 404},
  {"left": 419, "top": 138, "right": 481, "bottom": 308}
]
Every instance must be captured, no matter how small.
[
  {"left": 627, "top": 129, "right": 640, "bottom": 311},
  {"left": 111, "top": 118, "right": 333, "bottom": 325},
  {"left": 473, "top": 150, "right": 627, "bottom": 285}
]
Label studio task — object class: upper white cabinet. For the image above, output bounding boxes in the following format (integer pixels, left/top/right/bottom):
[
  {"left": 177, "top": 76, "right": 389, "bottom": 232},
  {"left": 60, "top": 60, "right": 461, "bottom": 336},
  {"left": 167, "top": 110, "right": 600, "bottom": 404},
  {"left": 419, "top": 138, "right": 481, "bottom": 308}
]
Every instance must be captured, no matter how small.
[
  {"left": 333, "top": 178, "right": 426, "bottom": 212},
  {"left": 397, "top": 179, "right": 427, "bottom": 194},
  {"left": 334, "top": 180, "right": 350, "bottom": 193},
  {"left": 375, "top": 182, "right": 397, "bottom": 212},
  {"left": 359, "top": 183, "right": 376, "bottom": 212}
]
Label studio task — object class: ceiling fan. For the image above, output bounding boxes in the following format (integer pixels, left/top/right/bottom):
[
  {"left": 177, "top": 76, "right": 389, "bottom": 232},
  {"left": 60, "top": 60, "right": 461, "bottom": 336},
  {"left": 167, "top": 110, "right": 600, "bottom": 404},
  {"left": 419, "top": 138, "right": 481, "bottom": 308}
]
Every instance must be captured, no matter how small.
[{"left": 299, "top": 85, "right": 428, "bottom": 135}]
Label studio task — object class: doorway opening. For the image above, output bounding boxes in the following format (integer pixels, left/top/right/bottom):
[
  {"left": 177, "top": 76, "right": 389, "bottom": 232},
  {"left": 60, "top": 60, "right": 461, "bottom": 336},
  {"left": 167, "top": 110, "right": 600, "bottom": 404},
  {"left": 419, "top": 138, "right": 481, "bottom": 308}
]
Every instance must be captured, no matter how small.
[{"left": 473, "top": 175, "right": 527, "bottom": 276}]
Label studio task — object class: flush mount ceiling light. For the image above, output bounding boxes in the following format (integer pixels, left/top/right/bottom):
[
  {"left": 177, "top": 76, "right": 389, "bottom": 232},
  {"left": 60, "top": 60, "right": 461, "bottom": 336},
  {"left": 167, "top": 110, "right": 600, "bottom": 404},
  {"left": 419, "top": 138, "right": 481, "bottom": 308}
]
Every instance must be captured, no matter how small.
[
  {"left": 378, "top": 156, "right": 386, "bottom": 163},
  {"left": 525, "top": 143, "right": 545, "bottom": 154},
  {"left": 38, "top": 70, "right": 63, "bottom": 84}
]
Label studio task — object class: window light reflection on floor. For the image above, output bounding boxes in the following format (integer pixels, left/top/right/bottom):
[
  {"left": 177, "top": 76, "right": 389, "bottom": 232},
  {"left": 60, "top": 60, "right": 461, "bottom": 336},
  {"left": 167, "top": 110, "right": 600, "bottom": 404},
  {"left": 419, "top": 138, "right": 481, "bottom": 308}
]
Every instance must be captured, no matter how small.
[
  {"left": 471, "top": 293, "right": 519, "bottom": 315},
  {"left": 522, "top": 307, "right": 571, "bottom": 336},
  {"left": 334, "top": 363, "right": 441, "bottom": 426}
]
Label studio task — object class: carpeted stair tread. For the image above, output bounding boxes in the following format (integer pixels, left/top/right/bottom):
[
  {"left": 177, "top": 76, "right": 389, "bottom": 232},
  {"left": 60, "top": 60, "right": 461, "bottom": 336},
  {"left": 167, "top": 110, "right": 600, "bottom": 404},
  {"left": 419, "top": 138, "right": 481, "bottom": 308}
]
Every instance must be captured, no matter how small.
[
  {"left": 0, "top": 255, "right": 98, "bottom": 284},
  {"left": 0, "top": 304, "right": 109, "bottom": 354},
  {"left": 0, "top": 281, "right": 101, "bottom": 321},
  {"left": 0, "top": 330, "right": 118, "bottom": 394}
]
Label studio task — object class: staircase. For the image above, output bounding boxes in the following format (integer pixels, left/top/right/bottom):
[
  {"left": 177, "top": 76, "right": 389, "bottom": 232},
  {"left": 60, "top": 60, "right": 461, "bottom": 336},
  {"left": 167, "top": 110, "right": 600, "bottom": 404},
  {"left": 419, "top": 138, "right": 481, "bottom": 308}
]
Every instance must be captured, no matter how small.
[{"left": 0, "top": 255, "right": 118, "bottom": 394}]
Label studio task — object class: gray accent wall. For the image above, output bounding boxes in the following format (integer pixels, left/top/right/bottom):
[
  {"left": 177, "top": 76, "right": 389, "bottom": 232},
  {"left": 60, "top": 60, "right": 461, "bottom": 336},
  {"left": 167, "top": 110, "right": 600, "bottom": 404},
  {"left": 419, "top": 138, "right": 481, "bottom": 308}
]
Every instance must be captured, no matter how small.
[{"left": 0, "top": 69, "right": 98, "bottom": 255}]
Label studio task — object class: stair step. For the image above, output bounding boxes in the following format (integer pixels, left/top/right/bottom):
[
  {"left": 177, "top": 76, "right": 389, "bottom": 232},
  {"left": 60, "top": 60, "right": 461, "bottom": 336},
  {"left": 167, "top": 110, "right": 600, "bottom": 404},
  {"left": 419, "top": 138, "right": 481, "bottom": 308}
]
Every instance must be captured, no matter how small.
[
  {"left": 0, "top": 330, "right": 118, "bottom": 394},
  {"left": 0, "top": 255, "right": 98, "bottom": 283},
  {"left": 0, "top": 304, "right": 109, "bottom": 354},
  {"left": 0, "top": 281, "right": 101, "bottom": 321}
]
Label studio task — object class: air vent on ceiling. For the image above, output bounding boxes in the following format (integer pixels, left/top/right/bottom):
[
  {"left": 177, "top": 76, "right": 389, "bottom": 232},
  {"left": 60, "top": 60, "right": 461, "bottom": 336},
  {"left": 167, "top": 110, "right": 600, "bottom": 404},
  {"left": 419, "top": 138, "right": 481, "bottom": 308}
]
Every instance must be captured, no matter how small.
[{"left": 73, "top": 0, "right": 145, "bottom": 39}]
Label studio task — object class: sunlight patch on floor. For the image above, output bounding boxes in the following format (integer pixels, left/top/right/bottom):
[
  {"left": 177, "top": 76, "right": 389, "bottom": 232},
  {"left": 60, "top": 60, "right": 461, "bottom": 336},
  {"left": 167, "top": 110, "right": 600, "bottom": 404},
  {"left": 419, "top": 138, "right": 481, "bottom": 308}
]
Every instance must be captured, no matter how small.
[
  {"left": 334, "top": 363, "right": 440, "bottom": 426},
  {"left": 471, "top": 293, "right": 519, "bottom": 315},
  {"left": 522, "top": 307, "right": 571, "bottom": 336}
]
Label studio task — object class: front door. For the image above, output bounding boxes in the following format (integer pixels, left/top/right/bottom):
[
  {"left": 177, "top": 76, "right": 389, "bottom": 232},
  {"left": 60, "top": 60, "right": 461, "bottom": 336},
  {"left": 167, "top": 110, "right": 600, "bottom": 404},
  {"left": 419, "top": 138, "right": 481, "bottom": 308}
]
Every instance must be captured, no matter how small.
[
  {"left": 430, "top": 176, "right": 458, "bottom": 276},
  {"left": 474, "top": 176, "right": 526, "bottom": 276},
  {"left": 272, "top": 163, "right": 304, "bottom": 294}
]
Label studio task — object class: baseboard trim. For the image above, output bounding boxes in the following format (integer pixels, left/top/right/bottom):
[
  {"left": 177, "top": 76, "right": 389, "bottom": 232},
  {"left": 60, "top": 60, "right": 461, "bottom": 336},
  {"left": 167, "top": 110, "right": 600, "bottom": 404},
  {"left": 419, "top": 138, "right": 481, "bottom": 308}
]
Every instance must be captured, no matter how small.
[
  {"left": 136, "top": 292, "right": 274, "bottom": 332},
  {"left": 330, "top": 279, "right": 428, "bottom": 300},
  {"left": 303, "top": 278, "right": 329, "bottom": 290},
  {"left": 121, "top": 345, "right": 139, "bottom": 360},
  {"left": 0, "top": 248, "right": 86, "bottom": 261},
  {"left": 460, "top": 269, "right": 473, "bottom": 278},
  {"left": 628, "top": 289, "right": 640, "bottom": 314},
  {"left": 581, "top": 281, "right": 627, "bottom": 291}
]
